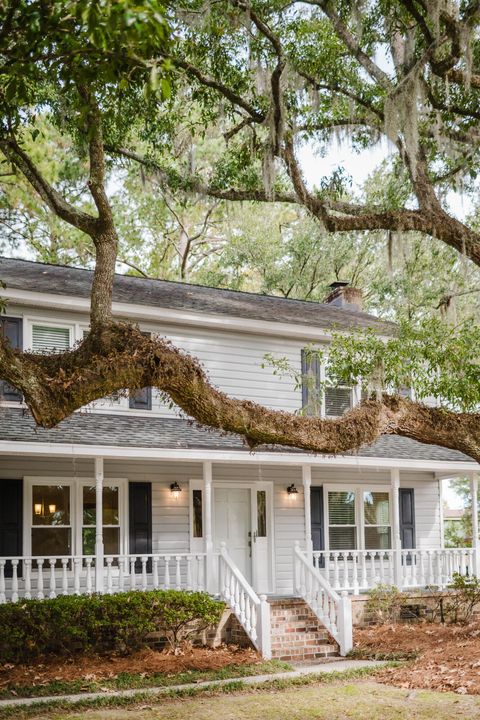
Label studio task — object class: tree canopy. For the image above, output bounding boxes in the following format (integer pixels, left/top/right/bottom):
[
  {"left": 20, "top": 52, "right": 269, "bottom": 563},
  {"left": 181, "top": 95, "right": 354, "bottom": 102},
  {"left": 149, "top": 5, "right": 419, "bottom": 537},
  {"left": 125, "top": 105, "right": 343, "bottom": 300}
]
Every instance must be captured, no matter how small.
[{"left": 2, "top": 0, "right": 480, "bottom": 462}]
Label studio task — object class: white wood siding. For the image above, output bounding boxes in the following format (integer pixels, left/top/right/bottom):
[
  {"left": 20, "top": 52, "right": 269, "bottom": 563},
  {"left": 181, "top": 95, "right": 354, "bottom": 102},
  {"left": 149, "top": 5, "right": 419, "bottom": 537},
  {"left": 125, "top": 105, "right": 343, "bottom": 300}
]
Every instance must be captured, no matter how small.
[{"left": 4, "top": 304, "right": 311, "bottom": 415}]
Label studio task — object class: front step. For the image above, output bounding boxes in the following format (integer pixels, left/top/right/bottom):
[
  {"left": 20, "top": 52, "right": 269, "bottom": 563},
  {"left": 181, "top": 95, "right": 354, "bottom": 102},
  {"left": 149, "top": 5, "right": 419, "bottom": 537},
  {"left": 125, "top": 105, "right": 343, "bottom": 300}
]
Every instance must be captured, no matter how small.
[{"left": 269, "top": 598, "right": 340, "bottom": 662}]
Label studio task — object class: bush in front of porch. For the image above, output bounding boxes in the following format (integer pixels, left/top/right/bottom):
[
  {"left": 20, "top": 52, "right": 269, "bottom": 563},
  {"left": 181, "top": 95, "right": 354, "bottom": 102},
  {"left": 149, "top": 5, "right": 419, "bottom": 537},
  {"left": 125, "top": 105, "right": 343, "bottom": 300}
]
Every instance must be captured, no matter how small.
[{"left": 0, "top": 590, "right": 224, "bottom": 664}]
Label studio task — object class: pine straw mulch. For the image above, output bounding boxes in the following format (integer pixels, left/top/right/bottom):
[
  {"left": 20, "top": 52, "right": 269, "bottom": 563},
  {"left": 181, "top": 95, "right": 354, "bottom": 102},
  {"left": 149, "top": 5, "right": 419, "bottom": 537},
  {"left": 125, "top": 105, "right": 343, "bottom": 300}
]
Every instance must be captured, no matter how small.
[
  {"left": 0, "top": 645, "right": 260, "bottom": 689},
  {"left": 354, "top": 621, "right": 480, "bottom": 695}
]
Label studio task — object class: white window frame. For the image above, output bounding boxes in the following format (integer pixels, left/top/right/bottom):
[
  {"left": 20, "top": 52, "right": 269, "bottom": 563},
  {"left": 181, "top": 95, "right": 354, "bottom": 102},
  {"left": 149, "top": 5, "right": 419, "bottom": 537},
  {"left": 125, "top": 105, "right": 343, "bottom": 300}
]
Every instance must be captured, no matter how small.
[
  {"left": 24, "top": 476, "right": 128, "bottom": 558},
  {"left": 76, "top": 478, "right": 128, "bottom": 558},
  {"left": 324, "top": 484, "right": 392, "bottom": 552},
  {"left": 26, "top": 317, "right": 76, "bottom": 353}
]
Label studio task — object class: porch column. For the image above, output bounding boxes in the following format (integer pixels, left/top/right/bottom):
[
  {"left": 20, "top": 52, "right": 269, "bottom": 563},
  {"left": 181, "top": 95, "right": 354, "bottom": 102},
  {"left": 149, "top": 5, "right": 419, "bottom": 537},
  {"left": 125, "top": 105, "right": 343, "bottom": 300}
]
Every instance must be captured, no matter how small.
[
  {"left": 203, "top": 461, "right": 215, "bottom": 593},
  {"left": 470, "top": 473, "right": 480, "bottom": 576},
  {"left": 390, "top": 468, "right": 402, "bottom": 588},
  {"left": 95, "top": 457, "right": 105, "bottom": 594},
  {"left": 302, "top": 465, "right": 313, "bottom": 560}
]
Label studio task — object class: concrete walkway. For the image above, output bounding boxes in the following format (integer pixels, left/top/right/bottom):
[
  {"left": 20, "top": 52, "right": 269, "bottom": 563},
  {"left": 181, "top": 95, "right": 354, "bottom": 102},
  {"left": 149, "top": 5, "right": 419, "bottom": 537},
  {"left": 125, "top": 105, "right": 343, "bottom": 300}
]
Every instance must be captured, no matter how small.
[{"left": 0, "top": 660, "right": 383, "bottom": 709}]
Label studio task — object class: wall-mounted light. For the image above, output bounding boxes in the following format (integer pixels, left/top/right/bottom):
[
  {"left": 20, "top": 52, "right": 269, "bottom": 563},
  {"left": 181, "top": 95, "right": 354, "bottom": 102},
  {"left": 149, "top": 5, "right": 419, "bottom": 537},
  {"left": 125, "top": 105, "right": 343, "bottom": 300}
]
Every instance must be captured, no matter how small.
[
  {"left": 48, "top": 504, "right": 56, "bottom": 515},
  {"left": 34, "top": 503, "right": 42, "bottom": 516},
  {"left": 287, "top": 483, "right": 298, "bottom": 499},
  {"left": 170, "top": 481, "right": 182, "bottom": 499}
]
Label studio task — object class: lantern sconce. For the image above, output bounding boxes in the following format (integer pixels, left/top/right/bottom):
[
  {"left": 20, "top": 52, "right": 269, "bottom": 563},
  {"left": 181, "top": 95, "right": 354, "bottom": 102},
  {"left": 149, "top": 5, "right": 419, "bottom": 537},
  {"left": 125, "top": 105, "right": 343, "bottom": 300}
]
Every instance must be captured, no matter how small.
[
  {"left": 34, "top": 503, "right": 42, "bottom": 516},
  {"left": 287, "top": 483, "right": 298, "bottom": 499},
  {"left": 48, "top": 504, "right": 56, "bottom": 515},
  {"left": 170, "top": 481, "right": 182, "bottom": 499}
]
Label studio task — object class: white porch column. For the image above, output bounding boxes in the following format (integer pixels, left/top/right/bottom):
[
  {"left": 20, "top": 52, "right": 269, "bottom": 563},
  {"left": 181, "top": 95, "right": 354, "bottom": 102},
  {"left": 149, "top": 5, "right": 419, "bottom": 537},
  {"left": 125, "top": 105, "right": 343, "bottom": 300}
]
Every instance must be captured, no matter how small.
[
  {"left": 390, "top": 468, "right": 402, "bottom": 588},
  {"left": 470, "top": 473, "right": 480, "bottom": 576},
  {"left": 95, "top": 457, "right": 105, "bottom": 594},
  {"left": 203, "top": 461, "right": 215, "bottom": 593},
  {"left": 302, "top": 465, "right": 313, "bottom": 560}
]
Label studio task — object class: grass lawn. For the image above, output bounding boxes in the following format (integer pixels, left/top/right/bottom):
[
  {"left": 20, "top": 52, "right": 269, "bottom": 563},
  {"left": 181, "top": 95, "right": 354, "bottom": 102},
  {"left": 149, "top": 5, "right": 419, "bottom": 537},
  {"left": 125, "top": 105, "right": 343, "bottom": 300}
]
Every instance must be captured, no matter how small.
[{"left": 43, "top": 681, "right": 480, "bottom": 720}]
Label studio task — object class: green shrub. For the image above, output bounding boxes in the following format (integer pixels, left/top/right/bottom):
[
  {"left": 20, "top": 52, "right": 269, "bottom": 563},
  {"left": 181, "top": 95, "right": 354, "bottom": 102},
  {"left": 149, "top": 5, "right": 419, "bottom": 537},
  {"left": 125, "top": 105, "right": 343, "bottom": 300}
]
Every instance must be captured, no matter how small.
[
  {"left": 0, "top": 590, "right": 224, "bottom": 664},
  {"left": 443, "top": 572, "right": 480, "bottom": 623},
  {"left": 365, "top": 584, "right": 407, "bottom": 624}
]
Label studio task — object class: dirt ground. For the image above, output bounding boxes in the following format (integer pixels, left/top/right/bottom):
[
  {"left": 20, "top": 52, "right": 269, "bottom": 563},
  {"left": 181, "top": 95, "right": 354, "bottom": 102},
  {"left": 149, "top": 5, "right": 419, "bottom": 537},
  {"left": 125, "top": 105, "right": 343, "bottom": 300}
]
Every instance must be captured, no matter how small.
[
  {"left": 40, "top": 682, "right": 480, "bottom": 720},
  {"left": 355, "top": 621, "right": 480, "bottom": 694},
  {"left": 0, "top": 645, "right": 260, "bottom": 689}
]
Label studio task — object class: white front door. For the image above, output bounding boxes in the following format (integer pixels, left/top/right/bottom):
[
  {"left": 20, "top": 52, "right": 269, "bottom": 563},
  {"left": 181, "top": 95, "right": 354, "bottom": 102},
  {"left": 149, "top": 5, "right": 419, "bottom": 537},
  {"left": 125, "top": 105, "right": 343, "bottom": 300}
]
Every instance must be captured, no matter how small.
[
  {"left": 213, "top": 484, "right": 273, "bottom": 593},
  {"left": 214, "top": 487, "right": 252, "bottom": 581}
]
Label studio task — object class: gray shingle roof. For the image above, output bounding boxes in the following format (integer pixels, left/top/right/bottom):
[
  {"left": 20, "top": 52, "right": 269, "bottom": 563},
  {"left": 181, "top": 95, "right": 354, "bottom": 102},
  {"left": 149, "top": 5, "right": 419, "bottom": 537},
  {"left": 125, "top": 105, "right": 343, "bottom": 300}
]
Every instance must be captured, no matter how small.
[
  {"left": 0, "top": 408, "right": 472, "bottom": 463},
  {"left": 0, "top": 256, "right": 393, "bottom": 332}
]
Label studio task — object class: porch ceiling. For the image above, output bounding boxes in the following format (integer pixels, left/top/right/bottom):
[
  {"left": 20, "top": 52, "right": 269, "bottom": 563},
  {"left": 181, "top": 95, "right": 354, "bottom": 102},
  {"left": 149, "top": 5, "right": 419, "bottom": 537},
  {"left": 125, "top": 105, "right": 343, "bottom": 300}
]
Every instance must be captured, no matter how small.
[{"left": 0, "top": 407, "right": 474, "bottom": 465}]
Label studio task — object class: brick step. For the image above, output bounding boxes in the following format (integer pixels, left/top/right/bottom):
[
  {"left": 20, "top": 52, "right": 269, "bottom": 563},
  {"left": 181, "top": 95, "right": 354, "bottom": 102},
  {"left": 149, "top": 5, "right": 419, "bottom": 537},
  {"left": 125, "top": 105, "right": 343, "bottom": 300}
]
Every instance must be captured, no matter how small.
[{"left": 268, "top": 597, "right": 340, "bottom": 662}]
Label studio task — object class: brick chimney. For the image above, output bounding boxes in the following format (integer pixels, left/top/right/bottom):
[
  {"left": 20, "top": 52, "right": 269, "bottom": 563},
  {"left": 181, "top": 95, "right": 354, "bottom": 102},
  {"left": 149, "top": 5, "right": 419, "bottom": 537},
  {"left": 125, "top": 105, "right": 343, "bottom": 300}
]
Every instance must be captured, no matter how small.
[{"left": 324, "top": 281, "right": 363, "bottom": 312}]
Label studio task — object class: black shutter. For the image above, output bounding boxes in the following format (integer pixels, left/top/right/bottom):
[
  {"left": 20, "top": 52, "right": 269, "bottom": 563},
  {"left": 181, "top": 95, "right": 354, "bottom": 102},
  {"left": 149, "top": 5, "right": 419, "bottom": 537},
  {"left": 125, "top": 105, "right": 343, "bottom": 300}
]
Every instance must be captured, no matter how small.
[
  {"left": 0, "top": 317, "right": 22, "bottom": 401},
  {"left": 129, "top": 482, "right": 152, "bottom": 572},
  {"left": 129, "top": 386, "right": 152, "bottom": 410},
  {"left": 0, "top": 479, "right": 23, "bottom": 577},
  {"left": 399, "top": 488, "right": 416, "bottom": 549},
  {"left": 311, "top": 486, "right": 325, "bottom": 568}
]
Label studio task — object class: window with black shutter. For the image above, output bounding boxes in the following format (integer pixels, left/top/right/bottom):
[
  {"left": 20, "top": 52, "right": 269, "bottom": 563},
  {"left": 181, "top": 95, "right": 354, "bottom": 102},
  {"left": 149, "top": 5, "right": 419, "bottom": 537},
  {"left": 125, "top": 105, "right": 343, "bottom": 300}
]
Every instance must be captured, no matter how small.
[{"left": 0, "top": 317, "right": 22, "bottom": 402}]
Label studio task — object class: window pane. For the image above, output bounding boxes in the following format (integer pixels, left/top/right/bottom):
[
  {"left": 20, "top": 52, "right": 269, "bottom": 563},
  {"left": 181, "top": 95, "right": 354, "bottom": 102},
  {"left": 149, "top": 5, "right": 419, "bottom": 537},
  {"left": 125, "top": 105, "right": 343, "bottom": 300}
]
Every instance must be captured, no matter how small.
[
  {"left": 325, "top": 387, "right": 352, "bottom": 417},
  {"left": 83, "top": 486, "right": 119, "bottom": 525},
  {"left": 32, "top": 325, "right": 70, "bottom": 352},
  {"left": 103, "top": 487, "right": 119, "bottom": 525},
  {"left": 364, "top": 492, "right": 390, "bottom": 525},
  {"left": 32, "top": 485, "right": 70, "bottom": 526},
  {"left": 257, "top": 490, "right": 267, "bottom": 537},
  {"left": 104, "top": 527, "right": 120, "bottom": 555},
  {"left": 32, "top": 528, "right": 71, "bottom": 556},
  {"left": 365, "top": 526, "right": 391, "bottom": 550},
  {"left": 329, "top": 527, "right": 356, "bottom": 550},
  {"left": 193, "top": 489, "right": 203, "bottom": 538},
  {"left": 328, "top": 491, "right": 355, "bottom": 525},
  {"left": 82, "top": 527, "right": 95, "bottom": 555}
]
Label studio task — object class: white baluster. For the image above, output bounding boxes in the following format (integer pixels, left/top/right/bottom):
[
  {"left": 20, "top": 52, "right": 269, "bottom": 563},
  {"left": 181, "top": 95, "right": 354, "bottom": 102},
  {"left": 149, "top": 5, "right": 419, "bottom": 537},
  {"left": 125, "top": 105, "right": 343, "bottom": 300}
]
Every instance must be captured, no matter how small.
[
  {"left": 85, "top": 558, "right": 92, "bottom": 594},
  {"left": 0, "top": 560, "right": 6, "bottom": 603},
  {"left": 48, "top": 558, "right": 56, "bottom": 599},
  {"left": 197, "top": 555, "right": 205, "bottom": 591},
  {"left": 351, "top": 552, "right": 359, "bottom": 594},
  {"left": 152, "top": 556, "right": 159, "bottom": 589},
  {"left": 24, "top": 559, "right": 32, "bottom": 600},
  {"left": 360, "top": 552, "right": 368, "bottom": 589},
  {"left": 333, "top": 553, "right": 340, "bottom": 589},
  {"left": 175, "top": 555, "right": 181, "bottom": 590},
  {"left": 11, "top": 559, "right": 19, "bottom": 602},
  {"left": 186, "top": 555, "right": 192, "bottom": 590},
  {"left": 130, "top": 557, "right": 137, "bottom": 590},
  {"left": 106, "top": 557, "right": 113, "bottom": 593},
  {"left": 118, "top": 556, "right": 125, "bottom": 592},
  {"left": 141, "top": 556, "right": 148, "bottom": 590},
  {"left": 379, "top": 552, "right": 385, "bottom": 584},
  {"left": 369, "top": 552, "right": 376, "bottom": 588},
  {"left": 164, "top": 556, "right": 170, "bottom": 589},
  {"left": 419, "top": 551, "right": 426, "bottom": 587},
  {"left": 37, "top": 558, "right": 44, "bottom": 599},
  {"left": 74, "top": 557, "right": 81, "bottom": 594}
]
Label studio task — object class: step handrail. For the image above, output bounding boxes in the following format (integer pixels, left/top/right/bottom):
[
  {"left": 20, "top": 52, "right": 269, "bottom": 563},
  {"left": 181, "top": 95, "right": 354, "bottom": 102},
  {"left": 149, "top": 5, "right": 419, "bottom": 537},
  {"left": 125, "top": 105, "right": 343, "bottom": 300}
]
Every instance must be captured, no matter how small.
[
  {"left": 293, "top": 542, "right": 352, "bottom": 656},
  {"left": 218, "top": 543, "right": 271, "bottom": 659}
]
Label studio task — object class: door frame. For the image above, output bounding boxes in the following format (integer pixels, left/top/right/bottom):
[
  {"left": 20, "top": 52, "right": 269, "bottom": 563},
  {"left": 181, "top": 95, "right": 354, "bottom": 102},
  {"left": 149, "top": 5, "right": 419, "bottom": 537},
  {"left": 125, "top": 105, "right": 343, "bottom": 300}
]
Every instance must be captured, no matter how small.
[{"left": 212, "top": 481, "right": 275, "bottom": 594}]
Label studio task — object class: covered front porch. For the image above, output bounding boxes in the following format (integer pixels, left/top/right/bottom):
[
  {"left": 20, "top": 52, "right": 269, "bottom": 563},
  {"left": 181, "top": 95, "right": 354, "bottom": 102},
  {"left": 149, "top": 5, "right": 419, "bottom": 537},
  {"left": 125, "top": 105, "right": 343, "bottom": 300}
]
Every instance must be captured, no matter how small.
[{"left": 0, "top": 440, "right": 479, "bottom": 657}]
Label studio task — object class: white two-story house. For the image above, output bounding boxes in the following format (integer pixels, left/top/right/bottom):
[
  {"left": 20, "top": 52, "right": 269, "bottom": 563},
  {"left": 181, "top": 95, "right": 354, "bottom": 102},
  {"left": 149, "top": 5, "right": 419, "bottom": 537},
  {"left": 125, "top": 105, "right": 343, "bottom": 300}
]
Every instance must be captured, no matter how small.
[{"left": 0, "top": 257, "right": 479, "bottom": 659}]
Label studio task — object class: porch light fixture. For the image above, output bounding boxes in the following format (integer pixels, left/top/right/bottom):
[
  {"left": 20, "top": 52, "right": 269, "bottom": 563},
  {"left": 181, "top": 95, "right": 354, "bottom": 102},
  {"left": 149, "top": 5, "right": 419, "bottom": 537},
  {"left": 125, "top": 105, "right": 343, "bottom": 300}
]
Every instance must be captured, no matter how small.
[
  {"left": 287, "top": 483, "right": 298, "bottom": 498},
  {"left": 170, "top": 481, "right": 182, "bottom": 499},
  {"left": 34, "top": 503, "right": 42, "bottom": 515}
]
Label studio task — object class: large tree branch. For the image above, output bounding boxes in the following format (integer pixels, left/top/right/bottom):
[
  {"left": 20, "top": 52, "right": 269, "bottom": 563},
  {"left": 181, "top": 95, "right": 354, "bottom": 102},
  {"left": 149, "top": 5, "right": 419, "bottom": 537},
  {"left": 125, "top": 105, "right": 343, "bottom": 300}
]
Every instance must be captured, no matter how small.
[
  {"left": 2, "top": 324, "right": 480, "bottom": 462},
  {"left": 0, "top": 136, "right": 98, "bottom": 235}
]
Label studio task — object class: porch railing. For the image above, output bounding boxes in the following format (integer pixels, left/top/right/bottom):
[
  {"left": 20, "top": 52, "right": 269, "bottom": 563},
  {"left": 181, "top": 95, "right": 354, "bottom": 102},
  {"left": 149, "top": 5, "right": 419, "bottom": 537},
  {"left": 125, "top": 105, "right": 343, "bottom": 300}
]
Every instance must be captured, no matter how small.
[
  {"left": 293, "top": 542, "right": 352, "bottom": 656},
  {"left": 312, "top": 547, "right": 475, "bottom": 593},
  {"left": 0, "top": 553, "right": 208, "bottom": 603},
  {"left": 218, "top": 543, "right": 271, "bottom": 659}
]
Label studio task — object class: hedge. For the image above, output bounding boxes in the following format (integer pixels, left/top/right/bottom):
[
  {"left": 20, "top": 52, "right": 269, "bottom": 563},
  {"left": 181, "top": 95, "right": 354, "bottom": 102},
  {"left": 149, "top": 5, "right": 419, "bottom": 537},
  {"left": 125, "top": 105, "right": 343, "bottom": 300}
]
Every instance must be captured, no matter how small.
[{"left": 0, "top": 590, "right": 224, "bottom": 663}]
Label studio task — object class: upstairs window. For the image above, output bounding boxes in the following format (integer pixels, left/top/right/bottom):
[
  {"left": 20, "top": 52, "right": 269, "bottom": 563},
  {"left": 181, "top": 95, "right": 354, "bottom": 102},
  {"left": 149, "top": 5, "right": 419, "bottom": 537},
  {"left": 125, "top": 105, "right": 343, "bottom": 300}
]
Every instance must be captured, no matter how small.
[
  {"left": 301, "top": 348, "right": 353, "bottom": 417},
  {"left": 129, "top": 331, "right": 152, "bottom": 410},
  {"left": 0, "top": 317, "right": 22, "bottom": 402},
  {"left": 32, "top": 324, "right": 71, "bottom": 353}
]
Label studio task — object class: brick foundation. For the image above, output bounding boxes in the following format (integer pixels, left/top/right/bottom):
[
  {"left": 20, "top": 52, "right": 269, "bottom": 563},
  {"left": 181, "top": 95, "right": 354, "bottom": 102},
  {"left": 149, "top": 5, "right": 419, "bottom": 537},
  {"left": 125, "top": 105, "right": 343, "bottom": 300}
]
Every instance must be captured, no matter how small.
[
  {"left": 146, "top": 607, "right": 253, "bottom": 650},
  {"left": 269, "top": 598, "right": 339, "bottom": 662}
]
